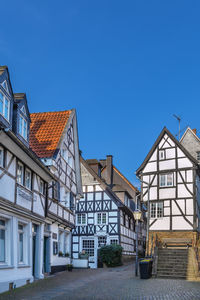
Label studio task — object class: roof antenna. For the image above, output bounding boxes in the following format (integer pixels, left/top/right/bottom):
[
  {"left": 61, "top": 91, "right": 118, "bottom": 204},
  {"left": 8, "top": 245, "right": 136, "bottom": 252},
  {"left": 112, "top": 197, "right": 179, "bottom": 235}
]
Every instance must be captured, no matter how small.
[{"left": 173, "top": 114, "right": 181, "bottom": 140}]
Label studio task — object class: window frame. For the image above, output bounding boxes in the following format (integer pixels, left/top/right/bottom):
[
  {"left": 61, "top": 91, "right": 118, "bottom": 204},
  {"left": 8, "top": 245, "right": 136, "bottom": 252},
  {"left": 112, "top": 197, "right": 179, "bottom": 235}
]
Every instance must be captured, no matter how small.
[
  {"left": 19, "top": 114, "right": 28, "bottom": 141},
  {"left": 150, "top": 202, "right": 164, "bottom": 219},
  {"left": 18, "top": 223, "right": 26, "bottom": 264},
  {"left": 39, "top": 179, "right": 45, "bottom": 195},
  {"left": 0, "top": 90, "right": 10, "bottom": 121},
  {"left": 0, "top": 219, "right": 6, "bottom": 264},
  {"left": 159, "top": 173, "right": 173, "bottom": 187},
  {"left": 0, "top": 146, "right": 4, "bottom": 167},
  {"left": 77, "top": 213, "right": 87, "bottom": 225},
  {"left": 159, "top": 150, "right": 165, "bottom": 160},
  {"left": 25, "top": 168, "right": 32, "bottom": 190},
  {"left": 96, "top": 212, "right": 107, "bottom": 225},
  {"left": 17, "top": 162, "right": 24, "bottom": 185},
  {"left": 197, "top": 151, "right": 200, "bottom": 161}
]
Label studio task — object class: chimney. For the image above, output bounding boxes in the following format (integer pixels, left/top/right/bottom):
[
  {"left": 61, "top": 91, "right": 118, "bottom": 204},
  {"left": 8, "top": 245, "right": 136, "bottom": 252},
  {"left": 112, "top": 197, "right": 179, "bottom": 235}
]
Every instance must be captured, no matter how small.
[
  {"left": 192, "top": 129, "right": 197, "bottom": 135},
  {"left": 106, "top": 155, "right": 113, "bottom": 186}
]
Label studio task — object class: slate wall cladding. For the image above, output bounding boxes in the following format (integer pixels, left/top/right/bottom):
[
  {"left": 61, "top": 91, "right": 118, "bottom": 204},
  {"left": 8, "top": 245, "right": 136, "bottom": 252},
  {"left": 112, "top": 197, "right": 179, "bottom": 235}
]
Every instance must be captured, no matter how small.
[{"left": 181, "top": 130, "right": 200, "bottom": 160}]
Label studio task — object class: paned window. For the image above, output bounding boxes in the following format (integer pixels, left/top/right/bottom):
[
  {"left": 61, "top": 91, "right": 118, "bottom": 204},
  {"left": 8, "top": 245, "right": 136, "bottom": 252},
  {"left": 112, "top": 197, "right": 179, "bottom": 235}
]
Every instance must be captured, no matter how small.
[
  {"left": 25, "top": 169, "right": 31, "bottom": 190},
  {"left": 98, "top": 236, "right": 107, "bottom": 247},
  {"left": 0, "top": 147, "right": 4, "bottom": 167},
  {"left": 39, "top": 179, "right": 45, "bottom": 195},
  {"left": 77, "top": 213, "right": 86, "bottom": 225},
  {"left": 197, "top": 152, "right": 200, "bottom": 161},
  {"left": 160, "top": 173, "right": 173, "bottom": 187},
  {"left": 82, "top": 239, "right": 94, "bottom": 257},
  {"left": 19, "top": 115, "right": 27, "bottom": 140},
  {"left": 97, "top": 212, "right": 107, "bottom": 225},
  {"left": 17, "top": 162, "right": 24, "bottom": 185},
  {"left": 150, "top": 202, "right": 163, "bottom": 219},
  {"left": 0, "top": 220, "right": 6, "bottom": 263},
  {"left": 18, "top": 224, "right": 25, "bottom": 263},
  {"left": 110, "top": 239, "right": 118, "bottom": 245},
  {"left": 0, "top": 91, "right": 10, "bottom": 121}
]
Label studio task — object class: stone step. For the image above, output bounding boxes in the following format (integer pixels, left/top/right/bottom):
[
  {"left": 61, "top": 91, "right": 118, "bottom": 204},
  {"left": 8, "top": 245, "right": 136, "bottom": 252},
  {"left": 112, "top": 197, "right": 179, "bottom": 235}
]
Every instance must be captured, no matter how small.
[{"left": 157, "top": 274, "right": 187, "bottom": 279}]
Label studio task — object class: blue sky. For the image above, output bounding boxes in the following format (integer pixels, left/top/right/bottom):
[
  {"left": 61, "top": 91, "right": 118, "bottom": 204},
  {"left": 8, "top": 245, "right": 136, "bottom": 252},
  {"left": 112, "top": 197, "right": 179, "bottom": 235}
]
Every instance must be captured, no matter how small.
[{"left": 1, "top": 0, "right": 200, "bottom": 187}]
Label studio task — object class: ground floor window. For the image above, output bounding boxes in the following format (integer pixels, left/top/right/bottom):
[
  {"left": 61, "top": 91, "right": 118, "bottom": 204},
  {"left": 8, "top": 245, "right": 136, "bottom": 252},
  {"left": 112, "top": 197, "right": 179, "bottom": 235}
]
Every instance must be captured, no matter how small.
[
  {"left": 82, "top": 239, "right": 94, "bottom": 257},
  {"left": 98, "top": 236, "right": 107, "bottom": 247},
  {"left": 0, "top": 219, "right": 6, "bottom": 263},
  {"left": 58, "top": 230, "right": 69, "bottom": 256},
  {"left": 110, "top": 239, "right": 118, "bottom": 245},
  {"left": 150, "top": 202, "right": 163, "bottom": 218},
  {"left": 18, "top": 223, "right": 25, "bottom": 263}
]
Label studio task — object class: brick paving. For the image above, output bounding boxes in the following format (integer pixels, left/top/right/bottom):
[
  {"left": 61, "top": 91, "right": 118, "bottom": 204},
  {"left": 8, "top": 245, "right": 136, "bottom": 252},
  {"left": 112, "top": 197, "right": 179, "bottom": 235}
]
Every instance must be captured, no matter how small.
[{"left": 1, "top": 263, "right": 200, "bottom": 300}]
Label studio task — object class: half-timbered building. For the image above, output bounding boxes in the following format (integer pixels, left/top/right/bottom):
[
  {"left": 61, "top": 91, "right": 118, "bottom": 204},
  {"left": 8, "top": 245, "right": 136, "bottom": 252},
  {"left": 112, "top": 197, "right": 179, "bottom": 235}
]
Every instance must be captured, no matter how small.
[
  {"left": 30, "top": 110, "right": 82, "bottom": 273},
  {"left": 0, "top": 66, "right": 55, "bottom": 293},
  {"left": 72, "top": 156, "right": 142, "bottom": 268},
  {"left": 136, "top": 127, "right": 200, "bottom": 254}
]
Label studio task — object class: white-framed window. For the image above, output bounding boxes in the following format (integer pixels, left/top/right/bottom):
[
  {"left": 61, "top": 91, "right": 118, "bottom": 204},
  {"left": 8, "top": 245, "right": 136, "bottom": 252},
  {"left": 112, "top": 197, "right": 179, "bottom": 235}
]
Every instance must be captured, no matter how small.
[
  {"left": 82, "top": 239, "right": 94, "bottom": 257},
  {"left": 18, "top": 223, "right": 26, "bottom": 264},
  {"left": 19, "top": 114, "right": 28, "bottom": 140},
  {"left": 17, "top": 162, "right": 24, "bottom": 185},
  {"left": 58, "top": 230, "right": 69, "bottom": 255},
  {"left": 61, "top": 148, "right": 68, "bottom": 162},
  {"left": 0, "top": 147, "right": 4, "bottom": 167},
  {"left": 197, "top": 151, "right": 200, "bottom": 161},
  {"left": 159, "top": 150, "right": 165, "bottom": 160},
  {"left": 98, "top": 236, "right": 107, "bottom": 247},
  {"left": 77, "top": 213, "right": 86, "bottom": 225},
  {"left": 160, "top": 173, "right": 173, "bottom": 187},
  {"left": 25, "top": 169, "right": 31, "bottom": 190},
  {"left": 39, "top": 179, "right": 45, "bottom": 195},
  {"left": 97, "top": 212, "right": 107, "bottom": 225},
  {"left": 0, "top": 91, "right": 10, "bottom": 121},
  {"left": 150, "top": 202, "right": 163, "bottom": 219},
  {"left": 1, "top": 81, "right": 9, "bottom": 93}
]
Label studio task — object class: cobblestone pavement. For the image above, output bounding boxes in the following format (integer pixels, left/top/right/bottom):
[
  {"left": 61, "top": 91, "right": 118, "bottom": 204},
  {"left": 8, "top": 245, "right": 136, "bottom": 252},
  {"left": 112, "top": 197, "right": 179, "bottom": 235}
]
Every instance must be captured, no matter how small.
[{"left": 1, "top": 263, "right": 200, "bottom": 300}]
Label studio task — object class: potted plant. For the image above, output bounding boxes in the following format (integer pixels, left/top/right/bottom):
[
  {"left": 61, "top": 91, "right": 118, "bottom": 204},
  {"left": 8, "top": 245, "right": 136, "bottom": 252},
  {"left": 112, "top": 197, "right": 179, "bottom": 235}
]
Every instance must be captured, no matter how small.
[
  {"left": 67, "top": 264, "right": 73, "bottom": 271},
  {"left": 65, "top": 252, "right": 70, "bottom": 257},
  {"left": 58, "top": 251, "right": 63, "bottom": 257},
  {"left": 79, "top": 250, "right": 89, "bottom": 259}
]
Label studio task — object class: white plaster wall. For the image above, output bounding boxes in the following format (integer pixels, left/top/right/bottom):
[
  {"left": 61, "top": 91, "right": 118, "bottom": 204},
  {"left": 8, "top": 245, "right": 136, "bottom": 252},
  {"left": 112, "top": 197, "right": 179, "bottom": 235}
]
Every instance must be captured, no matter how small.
[
  {"left": 172, "top": 216, "right": 193, "bottom": 230},
  {"left": 159, "top": 159, "right": 175, "bottom": 170},
  {"left": 0, "top": 172, "right": 15, "bottom": 202},
  {"left": 150, "top": 217, "right": 170, "bottom": 230},
  {"left": 159, "top": 188, "right": 176, "bottom": 199}
]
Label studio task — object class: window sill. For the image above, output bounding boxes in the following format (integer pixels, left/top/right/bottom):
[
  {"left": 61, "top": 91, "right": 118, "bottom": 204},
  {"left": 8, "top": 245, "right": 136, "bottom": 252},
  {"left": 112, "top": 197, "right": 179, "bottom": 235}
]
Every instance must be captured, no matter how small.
[
  {"left": 0, "top": 264, "right": 14, "bottom": 269},
  {"left": 18, "top": 264, "right": 30, "bottom": 268}
]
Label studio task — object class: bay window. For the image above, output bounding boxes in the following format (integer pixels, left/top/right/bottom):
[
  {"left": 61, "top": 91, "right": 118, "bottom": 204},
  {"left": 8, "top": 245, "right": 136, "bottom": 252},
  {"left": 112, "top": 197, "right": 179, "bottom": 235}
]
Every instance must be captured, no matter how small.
[{"left": 0, "top": 91, "right": 10, "bottom": 121}]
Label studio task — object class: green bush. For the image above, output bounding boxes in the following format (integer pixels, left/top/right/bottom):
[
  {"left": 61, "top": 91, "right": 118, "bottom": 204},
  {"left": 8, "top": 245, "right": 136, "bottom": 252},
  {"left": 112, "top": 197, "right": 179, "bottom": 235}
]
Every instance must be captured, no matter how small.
[{"left": 99, "top": 245, "right": 123, "bottom": 267}]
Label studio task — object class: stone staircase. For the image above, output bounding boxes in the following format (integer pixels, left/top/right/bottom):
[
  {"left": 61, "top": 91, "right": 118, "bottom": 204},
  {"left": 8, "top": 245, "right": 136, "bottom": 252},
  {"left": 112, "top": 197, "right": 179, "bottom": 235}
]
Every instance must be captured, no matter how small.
[{"left": 156, "top": 248, "right": 199, "bottom": 280}]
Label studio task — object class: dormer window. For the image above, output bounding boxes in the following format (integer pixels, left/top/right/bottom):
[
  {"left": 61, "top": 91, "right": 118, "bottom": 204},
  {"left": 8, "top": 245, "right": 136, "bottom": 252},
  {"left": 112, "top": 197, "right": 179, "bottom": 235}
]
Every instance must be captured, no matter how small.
[
  {"left": 1, "top": 81, "right": 9, "bottom": 94},
  {"left": 0, "top": 91, "right": 10, "bottom": 121},
  {"left": 19, "top": 114, "right": 27, "bottom": 140}
]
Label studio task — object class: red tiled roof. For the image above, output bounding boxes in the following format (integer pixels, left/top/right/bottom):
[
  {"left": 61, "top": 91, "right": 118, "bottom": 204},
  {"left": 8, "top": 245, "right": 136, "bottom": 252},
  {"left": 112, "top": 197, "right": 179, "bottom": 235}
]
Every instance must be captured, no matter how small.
[{"left": 30, "top": 110, "right": 72, "bottom": 158}]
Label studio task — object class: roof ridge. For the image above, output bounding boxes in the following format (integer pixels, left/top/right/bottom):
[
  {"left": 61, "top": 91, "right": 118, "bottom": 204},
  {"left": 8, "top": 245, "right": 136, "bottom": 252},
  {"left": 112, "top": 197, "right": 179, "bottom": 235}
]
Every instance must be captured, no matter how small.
[{"left": 30, "top": 109, "right": 72, "bottom": 115}]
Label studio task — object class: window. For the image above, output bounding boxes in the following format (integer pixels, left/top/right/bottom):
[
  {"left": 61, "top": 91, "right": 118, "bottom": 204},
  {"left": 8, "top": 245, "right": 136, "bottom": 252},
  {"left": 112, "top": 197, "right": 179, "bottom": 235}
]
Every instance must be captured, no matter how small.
[
  {"left": 160, "top": 173, "right": 173, "bottom": 187},
  {"left": 18, "top": 223, "right": 25, "bottom": 263},
  {"left": 53, "top": 181, "right": 59, "bottom": 200},
  {"left": 98, "top": 236, "right": 107, "bottom": 247},
  {"left": 19, "top": 115, "right": 27, "bottom": 140},
  {"left": 150, "top": 202, "right": 163, "bottom": 219},
  {"left": 159, "top": 150, "right": 165, "bottom": 160},
  {"left": 2, "top": 81, "right": 8, "bottom": 93},
  {"left": 39, "top": 179, "right": 45, "bottom": 195},
  {"left": 0, "top": 91, "right": 10, "bottom": 121},
  {"left": 68, "top": 154, "right": 73, "bottom": 168},
  {"left": 17, "top": 162, "right": 24, "bottom": 185},
  {"left": 77, "top": 213, "right": 86, "bottom": 225},
  {"left": 61, "top": 149, "right": 68, "bottom": 161},
  {"left": 97, "top": 212, "right": 107, "bottom": 225},
  {"left": 0, "top": 147, "right": 4, "bottom": 167},
  {"left": 0, "top": 220, "right": 6, "bottom": 263},
  {"left": 25, "top": 169, "right": 31, "bottom": 190},
  {"left": 110, "top": 239, "right": 118, "bottom": 245},
  {"left": 82, "top": 239, "right": 94, "bottom": 257},
  {"left": 197, "top": 152, "right": 200, "bottom": 161}
]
